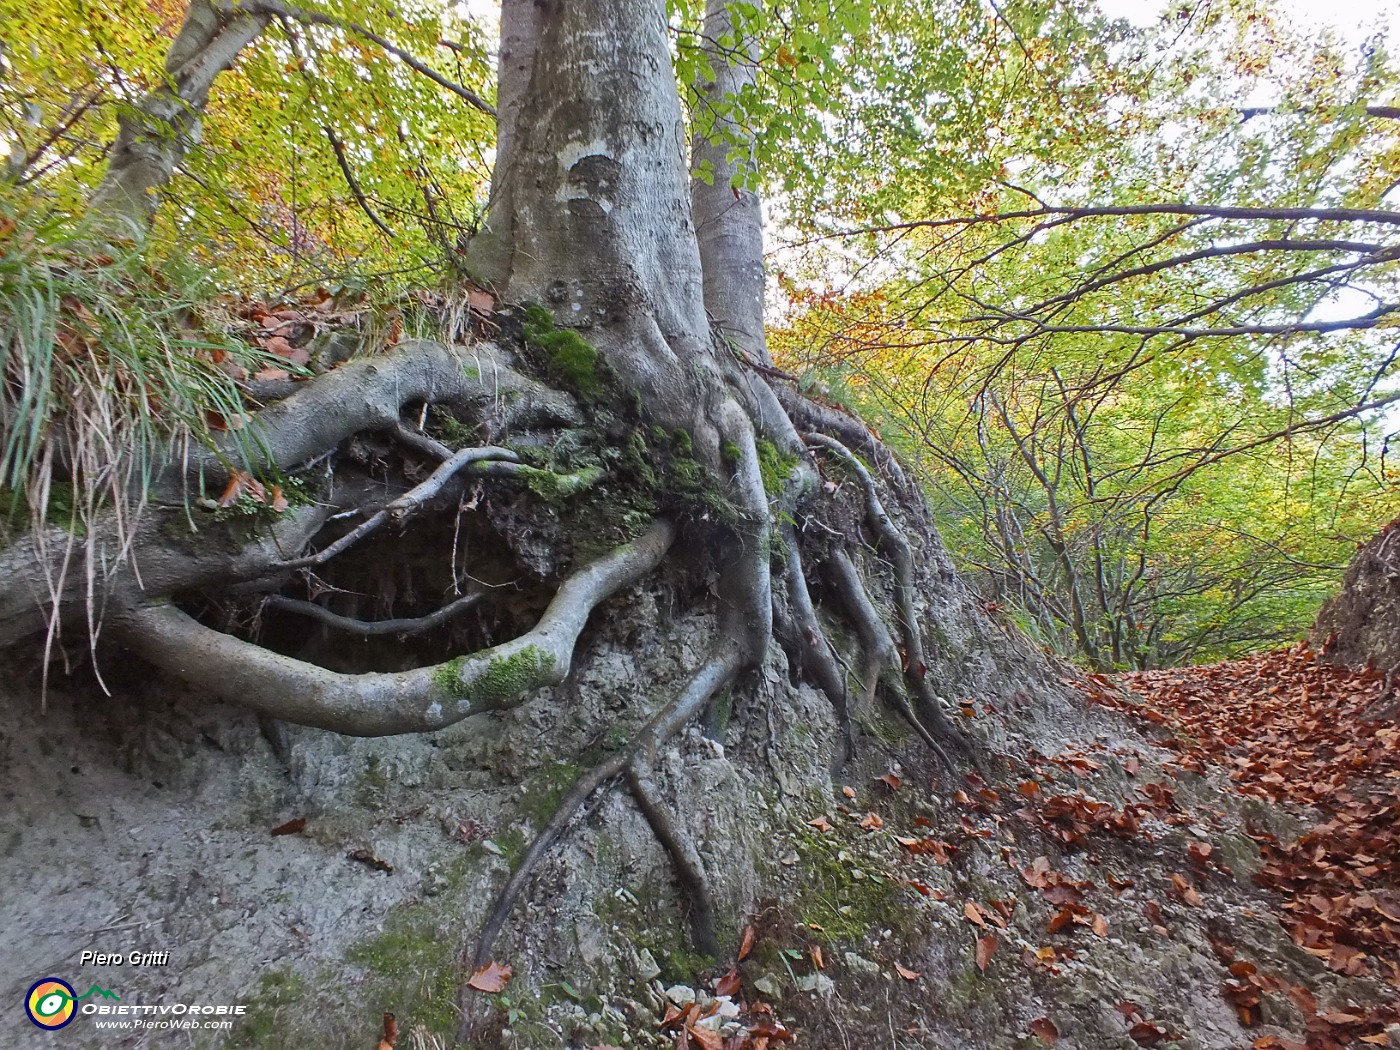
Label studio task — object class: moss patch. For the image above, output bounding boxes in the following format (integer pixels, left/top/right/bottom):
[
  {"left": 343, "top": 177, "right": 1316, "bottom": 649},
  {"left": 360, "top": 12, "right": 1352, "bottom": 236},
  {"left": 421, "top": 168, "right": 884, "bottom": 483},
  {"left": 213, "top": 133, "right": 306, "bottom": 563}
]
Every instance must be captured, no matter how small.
[
  {"left": 520, "top": 760, "right": 586, "bottom": 826},
  {"left": 223, "top": 970, "right": 308, "bottom": 1049},
  {"left": 756, "top": 439, "right": 799, "bottom": 498},
  {"left": 346, "top": 905, "right": 460, "bottom": 1038},
  {"left": 523, "top": 303, "right": 603, "bottom": 398},
  {"left": 515, "top": 464, "right": 604, "bottom": 502},
  {"left": 791, "top": 824, "right": 906, "bottom": 944},
  {"left": 0, "top": 481, "right": 84, "bottom": 541},
  {"left": 433, "top": 645, "right": 555, "bottom": 709}
]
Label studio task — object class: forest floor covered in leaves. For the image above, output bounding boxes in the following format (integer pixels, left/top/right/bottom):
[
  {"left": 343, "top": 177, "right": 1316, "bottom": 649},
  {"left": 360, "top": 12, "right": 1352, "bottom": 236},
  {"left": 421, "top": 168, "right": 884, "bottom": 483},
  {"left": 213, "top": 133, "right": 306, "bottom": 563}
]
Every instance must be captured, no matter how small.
[
  {"left": 1084, "top": 647, "right": 1400, "bottom": 1049},
  {"left": 625, "top": 647, "right": 1400, "bottom": 1050}
]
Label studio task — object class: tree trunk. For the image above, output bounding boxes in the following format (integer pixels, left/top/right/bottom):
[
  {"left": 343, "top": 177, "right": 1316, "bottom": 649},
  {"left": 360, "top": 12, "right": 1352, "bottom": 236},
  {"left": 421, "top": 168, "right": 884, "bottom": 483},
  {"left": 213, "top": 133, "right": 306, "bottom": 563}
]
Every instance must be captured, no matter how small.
[
  {"left": 481, "top": 0, "right": 723, "bottom": 445},
  {"left": 1313, "top": 515, "right": 1400, "bottom": 686},
  {"left": 90, "top": 0, "right": 269, "bottom": 229},
  {"left": 690, "top": 0, "right": 770, "bottom": 365}
]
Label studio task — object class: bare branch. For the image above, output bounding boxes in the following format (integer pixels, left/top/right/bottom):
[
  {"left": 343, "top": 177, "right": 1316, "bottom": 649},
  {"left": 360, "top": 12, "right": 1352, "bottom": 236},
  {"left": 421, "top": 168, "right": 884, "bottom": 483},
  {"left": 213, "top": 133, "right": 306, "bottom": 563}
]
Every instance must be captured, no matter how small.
[
  {"left": 233, "top": 0, "right": 497, "bottom": 117},
  {"left": 262, "top": 592, "right": 479, "bottom": 635},
  {"left": 804, "top": 202, "right": 1400, "bottom": 246},
  {"left": 274, "top": 445, "right": 516, "bottom": 571}
]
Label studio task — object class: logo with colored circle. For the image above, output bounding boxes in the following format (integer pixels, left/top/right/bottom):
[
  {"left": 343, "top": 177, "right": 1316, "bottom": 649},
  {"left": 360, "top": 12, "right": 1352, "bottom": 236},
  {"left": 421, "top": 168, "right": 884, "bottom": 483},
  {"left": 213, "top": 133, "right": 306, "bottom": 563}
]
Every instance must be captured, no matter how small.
[{"left": 25, "top": 978, "right": 77, "bottom": 1029}]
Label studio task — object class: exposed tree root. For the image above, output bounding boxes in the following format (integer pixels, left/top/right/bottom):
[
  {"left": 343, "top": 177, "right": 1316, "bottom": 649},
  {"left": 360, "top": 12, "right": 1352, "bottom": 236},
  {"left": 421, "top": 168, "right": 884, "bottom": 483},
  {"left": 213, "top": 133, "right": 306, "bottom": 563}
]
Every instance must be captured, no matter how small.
[
  {"left": 625, "top": 762, "right": 720, "bottom": 958},
  {"left": 0, "top": 503, "right": 334, "bottom": 648},
  {"left": 261, "top": 592, "right": 480, "bottom": 636},
  {"left": 174, "top": 340, "right": 578, "bottom": 494},
  {"left": 774, "top": 523, "right": 854, "bottom": 767},
  {"left": 822, "top": 549, "right": 895, "bottom": 706},
  {"left": 276, "top": 445, "right": 518, "bottom": 571},
  {"left": 459, "top": 641, "right": 746, "bottom": 1040},
  {"left": 805, "top": 432, "right": 976, "bottom": 767},
  {"left": 772, "top": 384, "right": 911, "bottom": 493},
  {"left": 468, "top": 459, "right": 605, "bottom": 498},
  {"left": 390, "top": 421, "right": 456, "bottom": 460},
  {"left": 823, "top": 549, "right": 956, "bottom": 776},
  {"left": 110, "top": 519, "right": 676, "bottom": 735}
]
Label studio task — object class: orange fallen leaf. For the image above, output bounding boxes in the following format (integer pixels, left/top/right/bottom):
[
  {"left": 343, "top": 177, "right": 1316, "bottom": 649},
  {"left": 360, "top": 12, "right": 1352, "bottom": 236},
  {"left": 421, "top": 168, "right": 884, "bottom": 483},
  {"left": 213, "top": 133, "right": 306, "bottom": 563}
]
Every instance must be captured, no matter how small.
[
  {"left": 963, "top": 902, "right": 988, "bottom": 928},
  {"left": 738, "top": 924, "right": 755, "bottom": 961},
  {"left": 1047, "top": 907, "right": 1076, "bottom": 934},
  {"left": 1169, "top": 872, "right": 1203, "bottom": 908},
  {"left": 807, "top": 815, "right": 833, "bottom": 833},
  {"left": 859, "top": 812, "right": 884, "bottom": 830},
  {"left": 894, "top": 963, "right": 920, "bottom": 980},
  {"left": 218, "top": 472, "right": 247, "bottom": 507},
  {"left": 975, "top": 935, "right": 997, "bottom": 972},
  {"left": 877, "top": 773, "right": 902, "bottom": 791},
  {"left": 467, "top": 960, "right": 512, "bottom": 993},
  {"left": 378, "top": 1012, "right": 398, "bottom": 1050},
  {"left": 1029, "top": 1017, "right": 1058, "bottom": 1044}
]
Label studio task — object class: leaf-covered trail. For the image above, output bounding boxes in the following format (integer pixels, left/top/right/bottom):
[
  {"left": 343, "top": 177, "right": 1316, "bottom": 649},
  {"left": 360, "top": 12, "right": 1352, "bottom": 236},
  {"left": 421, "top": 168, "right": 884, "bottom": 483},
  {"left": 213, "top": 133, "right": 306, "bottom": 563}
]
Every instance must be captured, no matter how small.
[{"left": 1084, "top": 646, "right": 1400, "bottom": 1048}]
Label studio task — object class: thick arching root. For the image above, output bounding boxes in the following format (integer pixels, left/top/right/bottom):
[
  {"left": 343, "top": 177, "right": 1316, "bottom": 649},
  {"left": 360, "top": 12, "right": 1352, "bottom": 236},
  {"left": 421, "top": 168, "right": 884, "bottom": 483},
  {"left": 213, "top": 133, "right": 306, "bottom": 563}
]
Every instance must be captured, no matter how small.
[
  {"left": 111, "top": 520, "right": 676, "bottom": 735},
  {"left": 0, "top": 307, "right": 988, "bottom": 1035}
]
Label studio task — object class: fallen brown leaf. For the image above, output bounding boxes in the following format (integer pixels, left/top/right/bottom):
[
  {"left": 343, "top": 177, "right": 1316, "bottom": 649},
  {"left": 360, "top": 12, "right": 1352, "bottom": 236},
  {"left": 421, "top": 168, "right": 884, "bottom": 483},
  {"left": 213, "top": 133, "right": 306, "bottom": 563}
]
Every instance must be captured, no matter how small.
[{"left": 467, "top": 960, "right": 512, "bottom": 993}]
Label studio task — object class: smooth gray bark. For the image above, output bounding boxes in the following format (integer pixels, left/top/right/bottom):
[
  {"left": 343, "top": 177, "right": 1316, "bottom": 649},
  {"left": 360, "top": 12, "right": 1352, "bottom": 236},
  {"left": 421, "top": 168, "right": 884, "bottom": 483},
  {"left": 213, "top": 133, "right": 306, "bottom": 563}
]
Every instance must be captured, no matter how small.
[
  {"left": 690, "top": 0, "right": 770, "bottom": 364},
  {"left": 479, "top": 0, "right": 726, "bottom": 449},
  {"left": 90, "top": 0, "right": 269, "bottom": 228}
]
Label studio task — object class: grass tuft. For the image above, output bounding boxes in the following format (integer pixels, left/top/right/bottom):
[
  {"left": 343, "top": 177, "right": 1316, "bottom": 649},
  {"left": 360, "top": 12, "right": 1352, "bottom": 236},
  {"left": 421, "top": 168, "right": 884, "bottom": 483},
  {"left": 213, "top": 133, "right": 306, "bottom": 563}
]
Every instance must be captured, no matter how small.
[{"left": 0, "top": 206, "right": 283, "bottom": 544}]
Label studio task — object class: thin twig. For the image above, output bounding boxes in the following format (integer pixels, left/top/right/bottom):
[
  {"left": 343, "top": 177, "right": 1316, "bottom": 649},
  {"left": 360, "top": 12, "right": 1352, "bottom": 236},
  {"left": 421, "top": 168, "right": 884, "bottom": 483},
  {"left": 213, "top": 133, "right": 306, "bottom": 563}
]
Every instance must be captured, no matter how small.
[{"left": 262, "top": 592, "right": 479, "bottom": 635}]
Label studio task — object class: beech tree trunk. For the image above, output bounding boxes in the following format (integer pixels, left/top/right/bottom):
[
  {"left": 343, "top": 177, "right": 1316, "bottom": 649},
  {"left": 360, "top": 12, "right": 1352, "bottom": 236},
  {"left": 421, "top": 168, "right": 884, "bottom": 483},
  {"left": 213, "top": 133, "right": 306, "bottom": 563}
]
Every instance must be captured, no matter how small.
[
  {"left": 481, "top": 0, "right": 719, "bottom": 438},
  {"left": 90, "top": 0, "right": 269, "bottom": 228},
  {"left": 690, "top": 0, "right": 770, "bottom": 365}
]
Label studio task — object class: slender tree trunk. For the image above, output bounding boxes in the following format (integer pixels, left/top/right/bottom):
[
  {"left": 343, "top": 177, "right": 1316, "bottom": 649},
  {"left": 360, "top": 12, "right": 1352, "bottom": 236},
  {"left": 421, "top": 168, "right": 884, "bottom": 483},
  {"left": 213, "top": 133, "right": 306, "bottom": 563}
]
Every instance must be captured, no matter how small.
[
  {"left": 690, "top": 0, "right": 770, "bottom": 364},
  {"left": 90, "top": 0, "right": 268, "bottom": 229}
]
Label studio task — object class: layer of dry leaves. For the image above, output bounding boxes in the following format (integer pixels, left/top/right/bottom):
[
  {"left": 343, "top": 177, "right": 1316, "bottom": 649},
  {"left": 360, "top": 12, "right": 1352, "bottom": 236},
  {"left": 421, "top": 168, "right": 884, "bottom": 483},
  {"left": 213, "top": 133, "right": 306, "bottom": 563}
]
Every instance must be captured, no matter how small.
[{"left": 1083, "top": 645, "right": 1400, "bottom": 1048}]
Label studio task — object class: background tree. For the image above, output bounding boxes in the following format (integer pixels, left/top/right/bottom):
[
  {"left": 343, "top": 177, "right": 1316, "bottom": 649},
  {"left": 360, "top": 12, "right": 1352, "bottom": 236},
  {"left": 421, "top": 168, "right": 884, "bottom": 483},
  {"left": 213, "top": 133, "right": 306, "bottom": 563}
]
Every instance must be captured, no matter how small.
[{"left": 770, "top": 0, "right": 1399, "bottom": 667}]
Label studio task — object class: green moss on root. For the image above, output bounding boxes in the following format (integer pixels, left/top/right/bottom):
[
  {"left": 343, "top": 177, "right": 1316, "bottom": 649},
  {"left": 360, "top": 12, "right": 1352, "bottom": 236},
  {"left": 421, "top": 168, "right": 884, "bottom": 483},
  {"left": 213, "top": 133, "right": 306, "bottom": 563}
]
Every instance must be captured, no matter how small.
[
  {"left": 756, "top": 439, "right": 798, "bottom": 498},
  {"left": 433, "top": 645, "right": 556, "bottom": 708},
  {"left": 523, "top": 303, "right": 602, "bottom": 398},
  {"left": 515, "top": 464, "right": 604, "bottom": 502}
]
